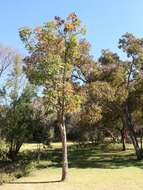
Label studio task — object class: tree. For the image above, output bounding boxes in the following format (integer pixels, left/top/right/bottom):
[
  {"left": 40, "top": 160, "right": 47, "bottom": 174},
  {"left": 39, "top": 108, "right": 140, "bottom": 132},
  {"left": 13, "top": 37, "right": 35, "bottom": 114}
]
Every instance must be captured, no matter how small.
[
  {"left": 84, "top": 33, "right": 143, "bottom": 159},
  {"left": 0, "top": 55, "right": 35, "bottom": 161},
  {"left": 0, "top": 45, "right": 18, "bottom": 102},
  {"left": 97, "top": 42, "right": 143, "bottom": 159},
  {"left": 0, "top": 45, "right": 15, "bottom": 78},
  {"left": 19, "top": 13, "right": 87, "bottom": 181},
  {"left": 118, "top": 33, "right": 143, "bottom": 159}
]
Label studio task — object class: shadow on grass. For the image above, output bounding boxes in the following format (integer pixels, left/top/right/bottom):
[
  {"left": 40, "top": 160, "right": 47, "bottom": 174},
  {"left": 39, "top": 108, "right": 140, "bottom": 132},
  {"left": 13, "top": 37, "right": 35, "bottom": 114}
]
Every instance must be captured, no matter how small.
[
  {"left": 1, "top": 143, "right": 143, "bottom": 183},
  {"left": 25, "top": 143, "right": 143, "bottom": 170},
  {"left": 7, "top": 180, "right": 61, "bottom": 184}
]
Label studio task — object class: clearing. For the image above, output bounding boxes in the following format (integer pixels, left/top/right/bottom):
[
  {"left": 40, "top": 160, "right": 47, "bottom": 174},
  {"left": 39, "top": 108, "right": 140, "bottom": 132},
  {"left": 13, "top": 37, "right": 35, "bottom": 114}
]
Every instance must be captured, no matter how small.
[{"left": 0, "top": 143, "right": 143, "bottom": 190}]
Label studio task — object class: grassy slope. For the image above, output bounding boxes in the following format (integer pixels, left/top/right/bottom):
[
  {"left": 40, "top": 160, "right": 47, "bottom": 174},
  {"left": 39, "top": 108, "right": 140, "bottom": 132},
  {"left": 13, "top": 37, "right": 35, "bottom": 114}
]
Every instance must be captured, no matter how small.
[{"left": 1, "top": 143, "right": 143, "bottom": 190}]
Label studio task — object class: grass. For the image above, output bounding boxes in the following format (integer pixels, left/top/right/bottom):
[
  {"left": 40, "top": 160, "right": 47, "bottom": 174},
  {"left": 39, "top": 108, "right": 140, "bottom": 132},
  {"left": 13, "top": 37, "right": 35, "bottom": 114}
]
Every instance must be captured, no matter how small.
[{"left": 1, "top": 142, "right": 143, "bottom": 190}]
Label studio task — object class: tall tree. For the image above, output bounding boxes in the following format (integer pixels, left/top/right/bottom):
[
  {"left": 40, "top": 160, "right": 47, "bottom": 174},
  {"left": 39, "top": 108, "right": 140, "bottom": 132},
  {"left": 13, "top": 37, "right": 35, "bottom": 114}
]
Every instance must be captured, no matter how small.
[{"left": 19, "top": 13, "right": 87, "bottom": 180}]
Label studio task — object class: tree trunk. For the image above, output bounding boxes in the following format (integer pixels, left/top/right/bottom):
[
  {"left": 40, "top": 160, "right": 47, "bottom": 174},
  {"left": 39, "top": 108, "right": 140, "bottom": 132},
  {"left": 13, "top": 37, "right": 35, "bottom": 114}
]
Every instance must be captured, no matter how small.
[
  {"left": 106, "top": 129, "right": 117, "bottom": 143},
  {"left": 59, "top": 119, "right": 68, "bottom": 181},
  {"left": 123, "top": 104, "right": 142, "bottom": 160},
  {"left": 7, "top": 141, "right": 23, "bottom": 161},
  {"left": 140, "top": 129, "right": 143, "bottom": 151},
  {"left": 120, "top": 122, "right": 126, "bottom": 151},
  {"left": 121, "top": 130, "right": 126, "bottom": 151}
]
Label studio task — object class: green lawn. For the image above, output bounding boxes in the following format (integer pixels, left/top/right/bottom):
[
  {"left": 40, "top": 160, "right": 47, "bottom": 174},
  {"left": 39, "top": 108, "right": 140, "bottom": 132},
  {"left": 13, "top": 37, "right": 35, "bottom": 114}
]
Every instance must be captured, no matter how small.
[{"left": 1, "top": 143, "right": 143, "bottom": 190}]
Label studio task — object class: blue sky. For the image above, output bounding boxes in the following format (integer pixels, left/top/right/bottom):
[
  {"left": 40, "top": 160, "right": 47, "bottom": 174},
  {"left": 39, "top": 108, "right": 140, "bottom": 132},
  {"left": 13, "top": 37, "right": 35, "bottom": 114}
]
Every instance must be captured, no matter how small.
[{"left": 0, "top": 0, "right": 143, "bottom": 59}]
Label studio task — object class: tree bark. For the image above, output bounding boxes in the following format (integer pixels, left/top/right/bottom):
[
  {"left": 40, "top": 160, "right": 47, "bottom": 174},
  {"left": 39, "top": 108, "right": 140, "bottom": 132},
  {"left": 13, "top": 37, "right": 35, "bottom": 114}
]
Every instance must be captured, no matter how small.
[
  {"left": 58, "top": 36, "right": 69, "bottom": 181},
  {"left": 123, "top": 104, "right": 142, "bottom": 160},
  {"left": 121, "top": 129, "right": 126, "bottom": 151},
  {"left": 59, "top": 119, "right": 68, "bottom": 181},
  {"left": 140, "top": 129, "right": 143, "bottom": 151},
  {"left": 120, "top": 122, "right": 126, "bottom": 151}
]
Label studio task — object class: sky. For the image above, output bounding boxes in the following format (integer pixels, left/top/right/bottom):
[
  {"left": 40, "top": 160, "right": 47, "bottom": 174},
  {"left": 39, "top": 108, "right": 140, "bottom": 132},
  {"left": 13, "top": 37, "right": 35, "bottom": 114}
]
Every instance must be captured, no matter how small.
[{"left": 0, "top": 0, "right": 143, "bottom": 59}]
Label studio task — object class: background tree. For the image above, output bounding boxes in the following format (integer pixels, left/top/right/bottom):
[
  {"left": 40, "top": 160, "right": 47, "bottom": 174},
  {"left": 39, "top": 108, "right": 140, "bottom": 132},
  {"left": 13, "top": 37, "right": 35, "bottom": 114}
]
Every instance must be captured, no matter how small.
[
  {"left": 82, "top": 33, "right": 143, "bottom": 159},
  {"left": 0, "top": 55, "right": 35, "bottom": 160},
  {"left": 0, "top": 45, "right": 15, "bottom": 78},
  {"left": 118, "top": 33, "right": 143, "bottom": 159}
]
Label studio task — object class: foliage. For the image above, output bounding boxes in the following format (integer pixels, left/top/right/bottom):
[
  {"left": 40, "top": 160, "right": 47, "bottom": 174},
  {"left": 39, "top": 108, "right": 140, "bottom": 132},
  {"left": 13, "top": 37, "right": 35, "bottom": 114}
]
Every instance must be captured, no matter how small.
[{"left": 19, "top": 13, "right": 88, "bottom": 115}]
